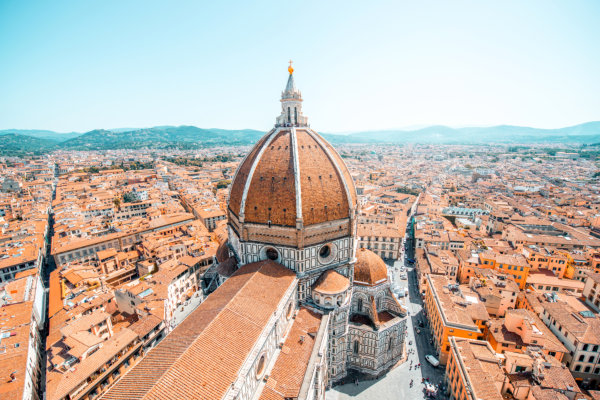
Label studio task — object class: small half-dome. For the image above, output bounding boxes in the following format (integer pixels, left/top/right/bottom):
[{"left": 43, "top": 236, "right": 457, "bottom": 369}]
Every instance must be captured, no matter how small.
[
  {"left": 313, "top": 270, "right": 350, "bottom": 295},
  {"left": 312, "top": 270, "right": 350, "bottom": 309},
  {"left": 354, "top": 248, "right": 388, "bottom": 286}
]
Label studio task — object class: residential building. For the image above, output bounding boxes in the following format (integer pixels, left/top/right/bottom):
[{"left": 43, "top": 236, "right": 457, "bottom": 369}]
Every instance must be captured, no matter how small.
[{"left": 424, "top": 274, "right": 489, "bottom": 364}]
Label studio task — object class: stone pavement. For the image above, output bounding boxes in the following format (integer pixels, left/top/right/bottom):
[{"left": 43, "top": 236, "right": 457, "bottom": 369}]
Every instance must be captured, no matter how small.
[{"left": 170, "top": 290, "right": 204, "bottom": 329}]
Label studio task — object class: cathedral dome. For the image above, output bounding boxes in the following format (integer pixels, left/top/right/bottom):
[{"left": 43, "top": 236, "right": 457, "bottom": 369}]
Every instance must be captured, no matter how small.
[
  {"left": 353, "top": 248, "right": 388, "bottom": 286},
  {"left": 228, "top": 128, "right": 357, "bottom": 228},
  {"left": 226, "top": 66, "right": 357, "bottom": 253}
]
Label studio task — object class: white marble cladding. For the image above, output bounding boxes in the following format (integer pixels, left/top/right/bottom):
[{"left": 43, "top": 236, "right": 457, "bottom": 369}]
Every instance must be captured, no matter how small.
[
  {"left": 328, "top": 305, "right": 350, "bottom": 381},
  {"left": 228, "top": 224, "right": 242, "bottom": 260},
  {"left": 225, "top": 281, "right": 297, "bottom": 400},
  {"left": 348, "top": 318, "right": 406, "bottom": 376}
]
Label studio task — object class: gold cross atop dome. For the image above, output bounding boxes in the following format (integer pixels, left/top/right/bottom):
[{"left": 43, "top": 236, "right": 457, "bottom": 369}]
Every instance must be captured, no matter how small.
[{"left": 288, "top": 60, "right": 294, "bottom": 74}]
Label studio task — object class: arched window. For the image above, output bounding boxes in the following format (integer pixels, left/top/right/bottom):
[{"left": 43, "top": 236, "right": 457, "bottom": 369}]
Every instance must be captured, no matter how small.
[
  {"left": 388, "top": 336, "right": 393, "bottom": 350},
  {"left": 353, "top": 340, "right": 359, "bottom": 354},
  {"left": 287, "top": 107, "right": 291, "bottom": 123},
  {"left": 357, "top": 298, "right": 363, "bottom": 312},
  {"left": 256, "top": 353, "right": 267, "bottom": 378},
  {"left": 294, "top": 107, "right": 298, "bottom": 124}
]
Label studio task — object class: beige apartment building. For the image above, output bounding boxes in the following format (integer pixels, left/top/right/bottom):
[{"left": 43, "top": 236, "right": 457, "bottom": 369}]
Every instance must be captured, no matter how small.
[
  {"left": 357, "top": 223, "right": 403, "bottom": 260},
  {"left": 51, "top": 214, "right": 194, "bottom": 267}
]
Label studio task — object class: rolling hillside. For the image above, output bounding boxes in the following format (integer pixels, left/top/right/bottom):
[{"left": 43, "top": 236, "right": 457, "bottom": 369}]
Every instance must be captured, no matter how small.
[
  {"left": 59, "top": 126, "right": 265, "bottom": 150},
  {"left": 1, "top": 122, "right": 599, "bottom": 155},
  {"left": 0, "top": 133, "right": 59, "bottom": 156},
  {"left": 344, "top": 121, "right": 600, "bottom": 144}
]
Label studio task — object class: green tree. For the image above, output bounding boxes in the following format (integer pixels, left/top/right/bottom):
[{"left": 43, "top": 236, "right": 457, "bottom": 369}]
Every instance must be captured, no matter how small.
[
  {"left": 216, "top": 179, "right": 231, "bottom": 189},
  {"left": 122, "top": 192, "right": 139, "bottom": 203}
]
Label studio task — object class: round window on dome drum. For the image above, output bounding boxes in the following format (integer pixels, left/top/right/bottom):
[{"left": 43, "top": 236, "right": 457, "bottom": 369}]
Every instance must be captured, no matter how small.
[
  {"left": 266, "top": 247, "right": 279, "bottom": 261},
  {"left": 318, "top": 243, "right": 336, "bottom": 264},
  {"left": 319, "top": 245, "right": 331, "bottom": 259}
]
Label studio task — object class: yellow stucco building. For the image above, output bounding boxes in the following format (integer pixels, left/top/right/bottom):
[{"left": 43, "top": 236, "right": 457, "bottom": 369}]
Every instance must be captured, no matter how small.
[{"left": 424, "top": 274, "right": 489, "bottom": 364}]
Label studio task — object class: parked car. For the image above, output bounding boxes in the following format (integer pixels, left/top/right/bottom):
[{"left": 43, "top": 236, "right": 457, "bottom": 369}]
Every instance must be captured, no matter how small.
[
  {"left": 407, "top": 258, "right": 416, "bottom": 264},
  {"left": 425, "top": 355, "right": 440, "bottom": 367},
  {"left": 400, "top": 274, "right": 407, "bottom": 280}
]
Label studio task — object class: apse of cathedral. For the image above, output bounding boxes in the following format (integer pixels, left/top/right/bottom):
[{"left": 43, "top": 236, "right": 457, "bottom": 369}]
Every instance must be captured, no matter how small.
[{"left": 102, "top": 65, "right": 407, "bottom": 400}]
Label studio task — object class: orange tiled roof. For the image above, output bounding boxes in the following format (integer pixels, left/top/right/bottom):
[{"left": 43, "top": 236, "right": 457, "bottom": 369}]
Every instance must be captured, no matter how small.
[
  {"left": 101, "top": 260, "right": 296, "bottom": 400},
  {"left": 354, "top": 248, "right": 388, "bottom": 286},
  {"left": 229, "top": 129, "right": 356, "bottom": 227},
  {"left": 48, "top": 328, "right": 139, "bottom": 400},
  {"left": 259, "top": 308, "right": 322, "bottom": 399},
  {"left": 312, "top": 270, "right": 350, "bottom": 294}
]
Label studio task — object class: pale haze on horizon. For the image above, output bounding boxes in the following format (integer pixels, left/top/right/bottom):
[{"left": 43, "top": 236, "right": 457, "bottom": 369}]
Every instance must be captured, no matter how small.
[{"left": 1, "top": 0, "right": 599, "bottom": 134}]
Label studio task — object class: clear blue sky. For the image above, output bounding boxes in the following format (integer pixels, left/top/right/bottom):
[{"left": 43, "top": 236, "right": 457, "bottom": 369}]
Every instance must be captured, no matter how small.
[{"left": 1, "top": 0, "right": 599, "bottom": 133}]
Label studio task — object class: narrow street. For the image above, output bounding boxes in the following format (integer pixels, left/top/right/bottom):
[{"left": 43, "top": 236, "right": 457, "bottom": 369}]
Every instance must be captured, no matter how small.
[
  {"left": 38, "top": 166, "right": 58, "bottom": 399},
  {"left": 328, "top": 226, "right": 447, "bottom": 400}
]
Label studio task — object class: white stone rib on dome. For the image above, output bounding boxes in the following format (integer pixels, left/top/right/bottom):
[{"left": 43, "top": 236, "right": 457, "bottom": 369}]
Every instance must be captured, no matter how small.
[
  {"left": 238, "top": 127, "right": 280, "bottom": 223},
  {"left": 306, "top": 128, "right": 355, "bottom": 218}
]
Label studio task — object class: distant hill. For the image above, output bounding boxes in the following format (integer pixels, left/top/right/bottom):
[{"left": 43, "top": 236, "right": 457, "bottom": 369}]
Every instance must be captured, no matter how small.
[
  {"left": 1, "top": 122, "right": 599, "bottom": 155},
  {"left": 0, "top": 129, "right": 80, "bottom": 142},
  {"left": 0, "top": 133, "right": 59, "bottom": 156},
  {"left": 341, "top": 121, "right": 600, "bottom": 144},
  {"left": 59, "top": 126, "right": 265, "bottom": 150}
]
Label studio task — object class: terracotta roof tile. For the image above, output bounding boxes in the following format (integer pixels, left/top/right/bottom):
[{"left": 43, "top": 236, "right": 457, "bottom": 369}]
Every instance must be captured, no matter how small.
[
  {"left": 244, "top": 131, "right": 296, "bottom": 226},
  {"left": 228, "top": 133, "right": 271, "bottom": 217},
  {"left": 259, "top": 308, "right": 322, "bottom": 399},
  {"left": 101, "top": 260, "right": 296, "bottom": 400},
  {"left": 354, "top": 248, "right": 388, "bottom": 286},
  {"left": 312, "top": 270, "right": 350, "bottom": 294},
  {"left": 48, "top": 328, "right": 139, "bottom": 400},
  {"left": 228, "top": 129, "right": 356, "bottom": 228}
]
